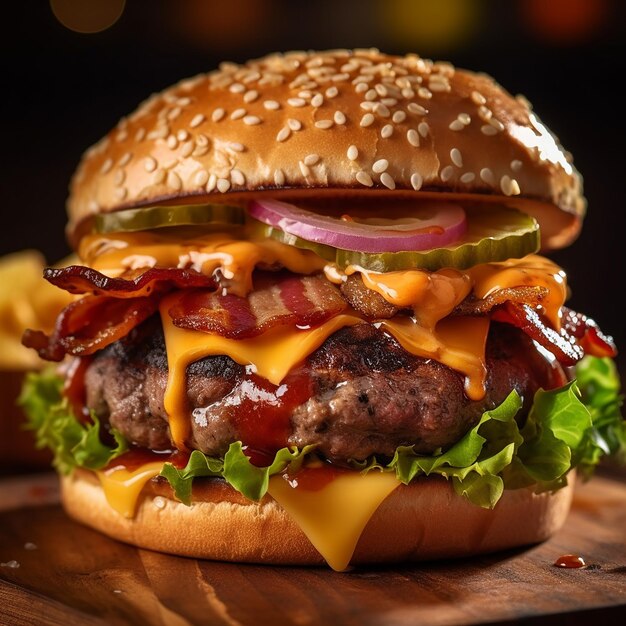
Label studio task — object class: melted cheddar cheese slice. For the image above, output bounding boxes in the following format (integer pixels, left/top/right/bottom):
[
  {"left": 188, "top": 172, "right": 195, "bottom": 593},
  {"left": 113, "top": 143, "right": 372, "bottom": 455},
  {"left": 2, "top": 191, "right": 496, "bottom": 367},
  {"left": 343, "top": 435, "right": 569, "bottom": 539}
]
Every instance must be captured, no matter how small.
[{"left": 268, "top": 470, "right": 400, "bottom": 571}]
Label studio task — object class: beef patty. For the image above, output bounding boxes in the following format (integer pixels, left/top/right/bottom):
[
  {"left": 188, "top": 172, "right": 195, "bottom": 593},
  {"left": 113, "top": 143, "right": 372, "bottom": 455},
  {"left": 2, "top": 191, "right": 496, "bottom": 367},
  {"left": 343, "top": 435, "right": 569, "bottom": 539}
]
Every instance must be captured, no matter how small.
[{"left": 85, "top": 316, "right": 563, "bottom": 463}]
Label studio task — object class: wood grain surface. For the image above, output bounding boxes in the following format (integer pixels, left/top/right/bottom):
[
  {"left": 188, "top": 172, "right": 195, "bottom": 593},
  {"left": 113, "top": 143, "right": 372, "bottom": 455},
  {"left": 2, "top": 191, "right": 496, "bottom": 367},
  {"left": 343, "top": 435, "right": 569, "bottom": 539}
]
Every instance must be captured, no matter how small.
[{"left": 0, "top": 472, "right": 625, "bottom": 626}]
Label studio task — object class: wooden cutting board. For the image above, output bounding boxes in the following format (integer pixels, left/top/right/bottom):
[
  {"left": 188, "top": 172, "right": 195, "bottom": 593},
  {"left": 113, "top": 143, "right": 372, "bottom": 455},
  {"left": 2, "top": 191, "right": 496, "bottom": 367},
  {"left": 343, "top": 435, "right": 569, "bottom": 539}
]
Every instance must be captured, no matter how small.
[{"left": 1, "top": 471, "right": 625, "bottom": 626}]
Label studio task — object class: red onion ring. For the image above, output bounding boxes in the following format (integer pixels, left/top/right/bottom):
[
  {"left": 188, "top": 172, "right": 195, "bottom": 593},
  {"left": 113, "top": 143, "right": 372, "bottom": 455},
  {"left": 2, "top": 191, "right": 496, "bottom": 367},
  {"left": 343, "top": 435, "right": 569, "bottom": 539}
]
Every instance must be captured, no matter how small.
[{"left": 248, "top": 199, "right": 467, "bottom": 252}]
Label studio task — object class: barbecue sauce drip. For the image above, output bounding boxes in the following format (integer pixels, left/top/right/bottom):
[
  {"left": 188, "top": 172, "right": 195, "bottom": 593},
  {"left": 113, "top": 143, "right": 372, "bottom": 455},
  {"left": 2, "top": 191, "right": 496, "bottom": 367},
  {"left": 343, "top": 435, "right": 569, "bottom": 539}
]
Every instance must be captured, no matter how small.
[
  {"left": 212, "top": 369, "right": 313, "bottom": 462},
  {"left": 104, "top": 448, "right": 189, "bottom": 473},
  {"left": 283, "top": 464, "right": 349, "bottom": 491},
  {"left": 554, "top": 554, "right": 586, "bottom": 568}
]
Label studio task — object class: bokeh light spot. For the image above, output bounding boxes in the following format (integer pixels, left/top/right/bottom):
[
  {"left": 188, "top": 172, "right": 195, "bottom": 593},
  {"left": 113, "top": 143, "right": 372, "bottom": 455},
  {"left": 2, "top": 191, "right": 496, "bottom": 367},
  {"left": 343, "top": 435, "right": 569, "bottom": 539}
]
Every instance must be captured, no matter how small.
[
  {"left": 177, "top": 0, "right": 270, "bottom": 50},
  {"left": 379, "top": 0, "right": 481, "bottom": 52},
  {"left": 521, "top": 0, "right": 609, "bottom": 44},
  {"left": 50, "top": 0, "right": 125, "bottom": 34}
]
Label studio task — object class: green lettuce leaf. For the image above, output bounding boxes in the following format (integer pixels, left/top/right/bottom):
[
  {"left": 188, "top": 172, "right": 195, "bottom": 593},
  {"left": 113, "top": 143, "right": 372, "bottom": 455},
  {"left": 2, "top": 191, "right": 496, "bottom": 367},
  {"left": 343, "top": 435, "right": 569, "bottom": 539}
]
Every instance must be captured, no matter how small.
[{"left": 18, "top": 369, "right": 127, "bottom": 473}]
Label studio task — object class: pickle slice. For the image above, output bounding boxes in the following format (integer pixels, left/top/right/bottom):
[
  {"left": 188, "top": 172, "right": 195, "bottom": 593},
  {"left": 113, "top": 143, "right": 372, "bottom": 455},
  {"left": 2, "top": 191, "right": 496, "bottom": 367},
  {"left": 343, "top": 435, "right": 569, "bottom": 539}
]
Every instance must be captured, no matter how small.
[
  {"left": 95, "top": 203, "right": 245, "bottom": 234},
  {"left": 249, "top": 205, "right": 540, "bottom": 271}
]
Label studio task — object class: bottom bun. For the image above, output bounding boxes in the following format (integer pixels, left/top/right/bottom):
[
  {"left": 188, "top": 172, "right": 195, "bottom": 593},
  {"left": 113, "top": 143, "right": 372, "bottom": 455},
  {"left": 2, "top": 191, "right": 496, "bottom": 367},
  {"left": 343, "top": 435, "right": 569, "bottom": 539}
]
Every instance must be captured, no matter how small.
[{"left": 61, "top": 470, "right": 575, "bottom": 566}]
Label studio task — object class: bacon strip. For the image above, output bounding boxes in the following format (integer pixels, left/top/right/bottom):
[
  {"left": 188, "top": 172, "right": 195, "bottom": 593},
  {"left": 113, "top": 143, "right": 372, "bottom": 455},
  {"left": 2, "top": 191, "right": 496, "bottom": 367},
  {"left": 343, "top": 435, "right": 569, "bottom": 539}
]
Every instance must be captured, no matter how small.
[
  {"left": 453, "top": 286, "right": 548, "bottom": 316},
  {"left": 492, "top": 302, "right": 584, "bottom": 365},
  {"left": 561, "top": 307, "right": 617, "bottom": 358},
  {"left": 45, "top": 266, "right": 215, "bottom": 298},
  {"left": 168, "top": 274, "right": 347, "bottom": 338},
  {"left": 22, "top": 295, "right": 159, "bottom": 361}
]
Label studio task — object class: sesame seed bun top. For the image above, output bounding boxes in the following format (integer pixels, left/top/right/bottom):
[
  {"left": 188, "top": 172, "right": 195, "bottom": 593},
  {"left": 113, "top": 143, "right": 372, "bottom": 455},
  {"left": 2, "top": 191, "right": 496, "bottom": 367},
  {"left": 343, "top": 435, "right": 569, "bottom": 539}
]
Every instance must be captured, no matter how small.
[{"left": 67, "top": 48, "right": 585, "bottom": 249}]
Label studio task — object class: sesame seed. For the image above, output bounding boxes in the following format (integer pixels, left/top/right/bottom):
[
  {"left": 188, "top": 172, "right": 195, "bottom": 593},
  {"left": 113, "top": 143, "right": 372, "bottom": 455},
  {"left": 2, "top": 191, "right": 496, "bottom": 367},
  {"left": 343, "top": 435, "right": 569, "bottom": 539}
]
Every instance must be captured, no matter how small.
[
  {"left": 168, "top": 106, "right": 182, "bottom": 121},
  {"left": 243, "top": 90, "right": 259, "bottom": 103},
  {"left": 407, "top": 129, "right": 420, "bottom": 147},
  {"left": 511, "top": 159, "right": 523, "bottom": 171},
  {"left": 440, "top": 166, "right": 454, "bottom": 182},
  {"left": 374, "top": 103, "right": 390, "bottom": 117},
  {"left": 167, "top": 135, "right": 179, "bottom": 149},
  {"left": 360, "top": 101, "right": 376, "bottom": 111},
  {"left": 274, "top": 169, "right": 285, "bottom": 186},
  {"left": 194, "top": 169, "right": 209, "bottom": 186},
  {"left": 356, "top": 171, "right": 373, "bottom": 187},
  {"left": 229, "top": 83, "right": 245, "bottom": 93},
  {"left": 449, "top": 120, "right": 465, "bottom": 131},
  {"left": 501, "top": 175, "right": 521, "bottom": 196},
  {"left": 231, "top": 108, "right": 246, "bottom": 120},
  {"left": 304, "top": 153, "right": 320, "bottom": 166},
  {"left": 407, "top": 102, "right": 428, "bottom": 115},
  {"left": 212, "top": 108, "right": 225, "bottom": 122},
  {"left": 375, "top": 83, "right": 388, "bottom": 97},
  {"left": 243, "top": 115, "right": 262, "bottom": 125},
  {"left": 118, "top": 152, "right": 132, "bottom": 167},
  {"left": 192, "top": 145, "right": 210, "bottom": 157},
  {"left": 332, "top": 73, "right": 350, "bottom": 82},
  {"left": 418, "top": 87, "right": 432, "bottom": 99},
  {"left": 167, "top": 171, "right": 182, "bottom": 190},
  {"left": 480, "top": 168, "right": 495, "bottom": 185},
  {"left": 418, "top": 122, "right": 430, "bottom": 138},
  {"left": 217, "top": 178, "right": 231, "bottom": 193},
  {"left": 460, "top": 172, "right": 476, "bottom": 183},
  {"left": 114, "top": 169, "right": 125, "bottom": 186},
  {"left": 178, "top": 130, "right": 190, "bottom": 142},
  {"left": 276, "top": 127, "right": 291, "bottom": 142},
  {"left": 206, "top": 173, "right": 217, "bottom": 192},
  {"left": 372, "top": 159, "right": 389, "bottom": 173},
  {"left": 347, "top": 145, "right": 359, "bottom": 160},
  {"left": 382, "top": 97, "right": 398, "bottom": 107},
  {"left": 180, "top": 141, "right": 194, "bottom": 157},
  {"left": 458, "top": 113, "right": 471, "bottom": 125},
  {"left": 288, "top": 119, "right": 302, "bottom": 131},
  {"left": 355, "top": 83, "right": 368, "bottom": 94},
  {"left": 152, "top": 169, "right": 166, "bottom": 185},
  {"left": 450, "top": 148, "right": 463, "bottom": 168},
  {"left": 311, "top": 93, "right": 324, "bottom": 107},
  {"left": 135, "top": 128, "right": 146, "bottom": 142},
  {"left": 325, "top": 86, "right": 339, "bottom": 98},
  {"left": 429, "top": 81, "right": 450, "bottom": 93},
  {"left": 401, "top": 87, "right": 415, "bottom": 98},
  {"left": 263, "top": 100, "right": 280, "bottom": 110},
  {"left": 410, "top": 172, "right": 423, "bottom": 190},
  {"left": 288, "top": 97, "right": 306, "bottom": 107},
  {"left": 381, "top": 124, "right": 393, "bottom": 138},
  {"left": 190, "top": 114, "right": 205, "bottom": 128},
  {"left": 100, "top": 158, "right": 113, "bottom": 174},
  {"left": 144, "top": 156, "right": 157, "bottom": 172},
  {"left": 298, "top": 90, "right": 312, "bottom": 100},
  {"left": 392, "top": 110, "right": 407, "bottom": 123},
  {"left": 334, "top": 111, "right": 346, "bottom": 125},
  {"left": 471, "top": 91, "right": 486, "bottom": 105},
  {"left": 360, "top": 113, "right": 375, "bottom": 127},
  {"left": 478, "top": 106, "right": 492, "bottom": 121},
  {"left": 195, "top": 134, "right": 209, "bottom": 147},
  {"left": 114, "top": 187, "right": 127, "bottom": 200},
  {"left": 365, "top": 89, "right": 377, "bottom": 101},
  {"left": 299, "top": 161, "right": 311, "bottom": 177},
  {"left": 380, "top": 172, "right": 395, "bottom": 189},
  {"left": 481, "top": 124, "right": 498, "bottom": 136},
  {"left": 489, "top": 118, "right": 505, "bottom": 132},
  {"left": 231, "top": 169, "right": 245, "bottom": 185},
  {"left": 315, "top": 120, "right": 334, "bottom": 129},
  {"left": 232, "top": 142, "right": 247, "bottom": 153}
]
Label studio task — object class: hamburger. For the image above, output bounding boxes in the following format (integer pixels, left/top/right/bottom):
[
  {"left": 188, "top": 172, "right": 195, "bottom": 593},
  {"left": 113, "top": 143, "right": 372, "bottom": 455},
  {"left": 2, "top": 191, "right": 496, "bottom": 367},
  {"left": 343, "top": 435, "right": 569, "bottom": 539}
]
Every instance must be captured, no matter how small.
[{"left": 20, "top": 49, "right": 624, "bottom": 571}]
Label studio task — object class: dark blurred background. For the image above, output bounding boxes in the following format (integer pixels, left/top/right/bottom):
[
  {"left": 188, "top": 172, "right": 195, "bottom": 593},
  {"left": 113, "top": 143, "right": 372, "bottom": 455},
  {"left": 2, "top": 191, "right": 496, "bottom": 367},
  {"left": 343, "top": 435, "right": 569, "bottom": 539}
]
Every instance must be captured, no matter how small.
[{"left": 2, "top": 0, "right": 625, "bottom": 378}]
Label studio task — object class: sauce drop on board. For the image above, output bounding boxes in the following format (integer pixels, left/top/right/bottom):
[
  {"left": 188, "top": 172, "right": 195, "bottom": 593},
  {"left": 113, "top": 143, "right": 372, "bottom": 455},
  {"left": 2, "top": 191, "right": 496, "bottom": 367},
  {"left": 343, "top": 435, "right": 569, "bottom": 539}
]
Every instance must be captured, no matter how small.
[{"left": 554, "top": 554, "right": 586, "bottom": 568}]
